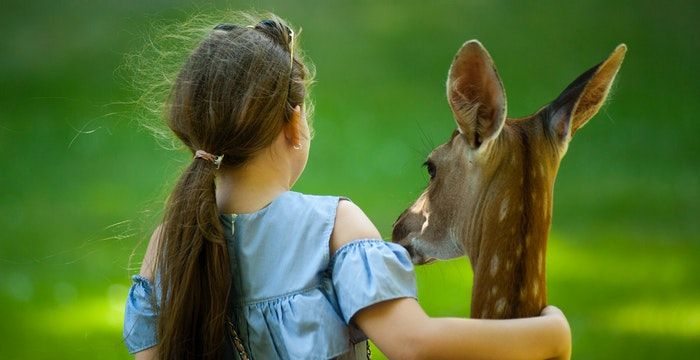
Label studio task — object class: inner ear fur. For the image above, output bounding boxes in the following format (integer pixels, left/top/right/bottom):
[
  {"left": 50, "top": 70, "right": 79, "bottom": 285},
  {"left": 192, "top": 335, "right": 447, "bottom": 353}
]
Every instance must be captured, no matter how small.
[
  {"left": 447, "top": 40, "right": 507, "bottom": 149},
  {"left": 547, "top": 44, "right": 627, "bottom": 139}
]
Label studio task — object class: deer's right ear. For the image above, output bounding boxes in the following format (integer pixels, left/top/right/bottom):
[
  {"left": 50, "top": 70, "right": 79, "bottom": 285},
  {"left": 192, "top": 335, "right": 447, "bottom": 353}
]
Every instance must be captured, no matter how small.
[{"left": 447, "top": 40, "right": 507, "bottom": 150}]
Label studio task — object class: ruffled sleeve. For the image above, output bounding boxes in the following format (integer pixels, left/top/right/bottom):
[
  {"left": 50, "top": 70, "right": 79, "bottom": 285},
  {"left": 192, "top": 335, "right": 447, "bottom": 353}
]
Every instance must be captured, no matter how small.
[
  {"left": 330, "top": 239, "right": 418, "bottom": 324},
  {"left": 123, "top": 274, "right": 159, "bottom": 354}
]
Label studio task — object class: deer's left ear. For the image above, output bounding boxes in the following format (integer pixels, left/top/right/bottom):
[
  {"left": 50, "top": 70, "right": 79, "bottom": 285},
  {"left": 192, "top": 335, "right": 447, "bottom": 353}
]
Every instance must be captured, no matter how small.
[
  {"left": 447, "top": 40, "right": 507, "bottom": 149},
  {"left": 547, "top": 44, "right": 627, "bottom": 140}
]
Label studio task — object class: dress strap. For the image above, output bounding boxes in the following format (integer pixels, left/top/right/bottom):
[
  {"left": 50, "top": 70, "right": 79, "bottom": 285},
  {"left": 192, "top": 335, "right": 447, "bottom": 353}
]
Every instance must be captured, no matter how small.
[{"left": 333, "top": 340, "right": 371, "bottom": 360}]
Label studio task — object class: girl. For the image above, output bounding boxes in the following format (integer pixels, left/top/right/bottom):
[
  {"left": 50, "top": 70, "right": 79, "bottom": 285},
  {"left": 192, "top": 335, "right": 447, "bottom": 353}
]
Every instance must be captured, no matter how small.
[{"left": 123, "top": 13, "right": 571, "bottom": 360}]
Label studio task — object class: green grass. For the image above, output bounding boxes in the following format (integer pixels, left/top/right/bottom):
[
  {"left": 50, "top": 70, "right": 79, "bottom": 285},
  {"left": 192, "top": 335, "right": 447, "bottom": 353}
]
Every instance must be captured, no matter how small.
[{"left": 0, "top": 0, "right": 698, "bottom": 358}]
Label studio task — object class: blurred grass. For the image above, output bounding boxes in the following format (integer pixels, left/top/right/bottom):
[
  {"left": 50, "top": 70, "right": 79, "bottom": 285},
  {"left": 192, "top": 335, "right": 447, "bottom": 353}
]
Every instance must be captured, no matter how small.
[{"left": 0, "top": 0, "right": 698, "bottom": 359}]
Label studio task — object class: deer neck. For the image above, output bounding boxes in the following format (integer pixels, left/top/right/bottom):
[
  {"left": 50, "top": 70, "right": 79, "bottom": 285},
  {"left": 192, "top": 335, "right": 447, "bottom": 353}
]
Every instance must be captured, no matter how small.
[{"left": 464, "top": 130, "right": 554, "bottom": 319}]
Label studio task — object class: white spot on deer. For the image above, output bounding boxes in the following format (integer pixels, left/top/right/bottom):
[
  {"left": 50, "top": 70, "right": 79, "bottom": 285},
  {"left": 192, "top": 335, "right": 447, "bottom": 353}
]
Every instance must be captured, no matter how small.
[
  {"left": 489, "top": 255, "right": 500, "bottom": 277},
  {"left": 409, "top": 194, "right": 427, "bottom": 215},
  {"left": 420, "top": 210, "right": 430, "bottom": 232},
  {"left": 490, "top": 286, "right": 498, "bottom": 297},
  {"left": 499, "top": 198, "right": 509, "bottom": 222},
  {"left": 495, "top": 298, "right": 507, "bottom": 314},
  {"left": 519, "top": 288, "right": 527, "bottom": 301},
  {"left": 532, "top": 282, "right": 540, "bottom": 297}
]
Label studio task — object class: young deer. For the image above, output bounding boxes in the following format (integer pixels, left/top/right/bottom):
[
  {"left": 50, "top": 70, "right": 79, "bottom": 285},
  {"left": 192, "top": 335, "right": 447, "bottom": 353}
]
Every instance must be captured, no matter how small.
[{"left": 392, "top": 40, "right": 626, "bottom": 319}]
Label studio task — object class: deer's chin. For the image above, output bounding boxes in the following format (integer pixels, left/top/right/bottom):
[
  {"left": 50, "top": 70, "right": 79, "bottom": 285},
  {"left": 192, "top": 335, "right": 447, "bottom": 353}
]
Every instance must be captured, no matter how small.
[
  {"left": 412, "top": 252, "right": 458, "bottom": 265},
  {"left": 407, "top": 251, "right": 438, "bottom": 265},
  {"left": 419, "top": 257, "right": 439, "bottom": 265},
  {"left": 400, "top": 235, "right": 464, "bottom": 265}
]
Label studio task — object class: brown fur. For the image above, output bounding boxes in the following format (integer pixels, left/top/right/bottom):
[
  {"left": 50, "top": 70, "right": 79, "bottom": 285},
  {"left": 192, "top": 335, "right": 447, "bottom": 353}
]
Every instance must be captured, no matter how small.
[{"left": 392, "top": 41, "right": 626, "bottom": 319}]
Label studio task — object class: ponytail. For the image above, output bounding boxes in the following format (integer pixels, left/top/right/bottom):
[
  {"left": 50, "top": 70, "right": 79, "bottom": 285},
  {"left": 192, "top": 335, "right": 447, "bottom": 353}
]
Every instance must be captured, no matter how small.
[{"left": 155, "top": 158, "right": 231, "bottom": 359}]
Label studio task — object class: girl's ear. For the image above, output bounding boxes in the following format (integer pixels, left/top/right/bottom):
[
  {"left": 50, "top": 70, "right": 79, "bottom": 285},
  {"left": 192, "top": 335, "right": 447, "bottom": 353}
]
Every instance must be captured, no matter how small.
[{"left": 283, "top": 105, "right": 303, "bottom": 146}]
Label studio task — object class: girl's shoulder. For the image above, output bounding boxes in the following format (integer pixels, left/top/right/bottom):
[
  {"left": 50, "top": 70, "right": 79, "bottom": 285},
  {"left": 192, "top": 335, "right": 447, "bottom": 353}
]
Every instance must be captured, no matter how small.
[
  {"left": 330, "top": 198, "right": 382, "bottom": 255},
  {"left": 137, "top": 224, "right": 164, "bottom": 282},
  {"left": 282, "top": 190, "right": 383, "bottom": 251}
]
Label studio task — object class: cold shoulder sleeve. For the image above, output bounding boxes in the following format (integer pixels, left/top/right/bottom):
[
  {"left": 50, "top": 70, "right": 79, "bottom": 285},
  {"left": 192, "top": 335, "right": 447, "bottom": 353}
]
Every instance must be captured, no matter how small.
[
  {"left": 330, "top": 239, "right": 418, "bottom": 324},
  {"left": 123, "top": 274, "right": 159, "bottom": 354}
]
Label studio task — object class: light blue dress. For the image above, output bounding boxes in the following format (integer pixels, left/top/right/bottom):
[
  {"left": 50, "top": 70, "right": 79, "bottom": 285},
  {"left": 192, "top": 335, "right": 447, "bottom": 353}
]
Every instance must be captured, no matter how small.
[{"left": 123, "top": 191, "right": 417, "bottom": 359}]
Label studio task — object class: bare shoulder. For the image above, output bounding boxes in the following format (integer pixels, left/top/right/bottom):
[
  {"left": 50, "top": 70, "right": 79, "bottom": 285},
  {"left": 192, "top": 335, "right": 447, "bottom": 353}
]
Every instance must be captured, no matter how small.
[
  {"left": 330, "top": 199, "right": 382, "bottom": 255},
  {"left": 139, "top": 224, "right": 164, "bottom": 281}
]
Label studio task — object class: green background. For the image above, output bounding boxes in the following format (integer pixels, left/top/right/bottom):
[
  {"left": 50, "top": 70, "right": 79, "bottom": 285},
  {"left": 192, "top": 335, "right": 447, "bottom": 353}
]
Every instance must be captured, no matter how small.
[{"left": 1, "top": 0, "right": 698, "bottom": 358}]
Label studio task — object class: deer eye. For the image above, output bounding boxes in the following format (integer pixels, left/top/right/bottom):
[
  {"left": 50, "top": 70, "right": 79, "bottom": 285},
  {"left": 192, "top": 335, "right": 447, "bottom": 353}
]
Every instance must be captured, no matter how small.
[{"left": 423, "top": 160, "right": 436, "bottom": 180}]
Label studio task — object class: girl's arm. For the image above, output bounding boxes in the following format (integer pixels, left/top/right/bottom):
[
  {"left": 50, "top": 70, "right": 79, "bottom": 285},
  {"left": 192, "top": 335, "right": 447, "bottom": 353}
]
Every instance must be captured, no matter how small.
[
  {"left": 133, "top": 226, "right": 162, "bottom": 360},
  {"left": 331, "top": 200, "right": 571, "bottom": 360},
  {"left": 134, "top": 348, "right": 157, "bottom": 360},
  {"left": 355, "top": 297, "right": 570, "bottom": 360}
]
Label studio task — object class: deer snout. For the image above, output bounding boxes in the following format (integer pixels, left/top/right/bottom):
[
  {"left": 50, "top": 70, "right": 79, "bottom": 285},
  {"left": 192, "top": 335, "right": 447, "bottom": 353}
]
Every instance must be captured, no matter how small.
[
  {"left": 391, "top": 207, "right": 423, "bottom": 245},
  {"left": 392, "top": 207, "right": 435, "bottom": 265}
]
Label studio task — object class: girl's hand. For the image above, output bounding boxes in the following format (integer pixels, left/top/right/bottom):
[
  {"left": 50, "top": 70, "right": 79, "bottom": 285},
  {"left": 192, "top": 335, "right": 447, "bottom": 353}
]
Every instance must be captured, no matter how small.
[{"left": 540, "top": 305, "right": 572, "bottom": 360}]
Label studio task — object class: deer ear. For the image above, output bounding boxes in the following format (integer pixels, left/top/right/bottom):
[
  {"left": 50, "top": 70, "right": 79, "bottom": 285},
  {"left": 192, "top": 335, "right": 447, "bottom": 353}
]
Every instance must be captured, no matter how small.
[
  {"left": 447, "top": 40, "right": 507, "bottom": 149},
  {"left": 547, "top": 44, "right": 627, "bottom": 139}
]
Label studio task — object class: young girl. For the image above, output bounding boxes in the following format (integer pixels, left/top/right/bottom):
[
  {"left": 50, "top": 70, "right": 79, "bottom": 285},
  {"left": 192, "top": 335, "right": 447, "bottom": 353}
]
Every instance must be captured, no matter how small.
[{"left": 123, "top": 13, "right": 571, "bottom": 360}]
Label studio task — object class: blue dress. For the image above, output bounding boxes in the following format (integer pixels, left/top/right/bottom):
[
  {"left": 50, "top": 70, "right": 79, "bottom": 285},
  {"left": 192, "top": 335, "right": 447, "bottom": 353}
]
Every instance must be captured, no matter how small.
[{"left": 123, "top": 191, "right": 417, "bottom": 359}]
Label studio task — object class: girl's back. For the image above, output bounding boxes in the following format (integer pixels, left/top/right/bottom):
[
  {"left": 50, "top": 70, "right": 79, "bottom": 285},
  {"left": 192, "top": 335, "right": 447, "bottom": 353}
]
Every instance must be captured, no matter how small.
[{"left": 124, "top": 191, "right": 418, "bottom": 359}]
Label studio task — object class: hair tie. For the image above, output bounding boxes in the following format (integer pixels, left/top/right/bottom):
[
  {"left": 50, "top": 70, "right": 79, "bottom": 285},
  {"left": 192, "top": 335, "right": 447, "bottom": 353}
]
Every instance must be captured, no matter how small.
[{"left": 194, "top": 150, "right": 224, "bottom": 169}]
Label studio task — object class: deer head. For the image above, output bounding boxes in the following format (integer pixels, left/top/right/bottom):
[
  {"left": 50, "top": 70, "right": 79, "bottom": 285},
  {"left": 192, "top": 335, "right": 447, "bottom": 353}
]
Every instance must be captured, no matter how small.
[{"left": 392, "top": 41, "right": 626, "bottom": 318}]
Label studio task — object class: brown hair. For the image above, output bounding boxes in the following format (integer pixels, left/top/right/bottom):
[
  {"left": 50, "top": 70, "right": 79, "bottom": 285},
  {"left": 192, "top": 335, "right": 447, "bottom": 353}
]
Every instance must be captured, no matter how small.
[{"left": 151, "top": 13, "right": 312, "bottom": 359}]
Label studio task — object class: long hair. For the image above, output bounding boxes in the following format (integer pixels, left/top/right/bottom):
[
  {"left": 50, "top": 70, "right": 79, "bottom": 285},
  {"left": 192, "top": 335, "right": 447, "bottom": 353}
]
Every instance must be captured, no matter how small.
[{"left": 150, "top": 12, "right": 312, "bottom": 359}]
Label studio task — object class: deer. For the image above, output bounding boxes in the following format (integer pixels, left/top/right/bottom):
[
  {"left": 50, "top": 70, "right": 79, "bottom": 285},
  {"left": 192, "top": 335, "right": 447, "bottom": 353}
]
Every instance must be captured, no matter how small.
[{"left": 392, "top": 40, "right": 626, "bottom": 319}]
